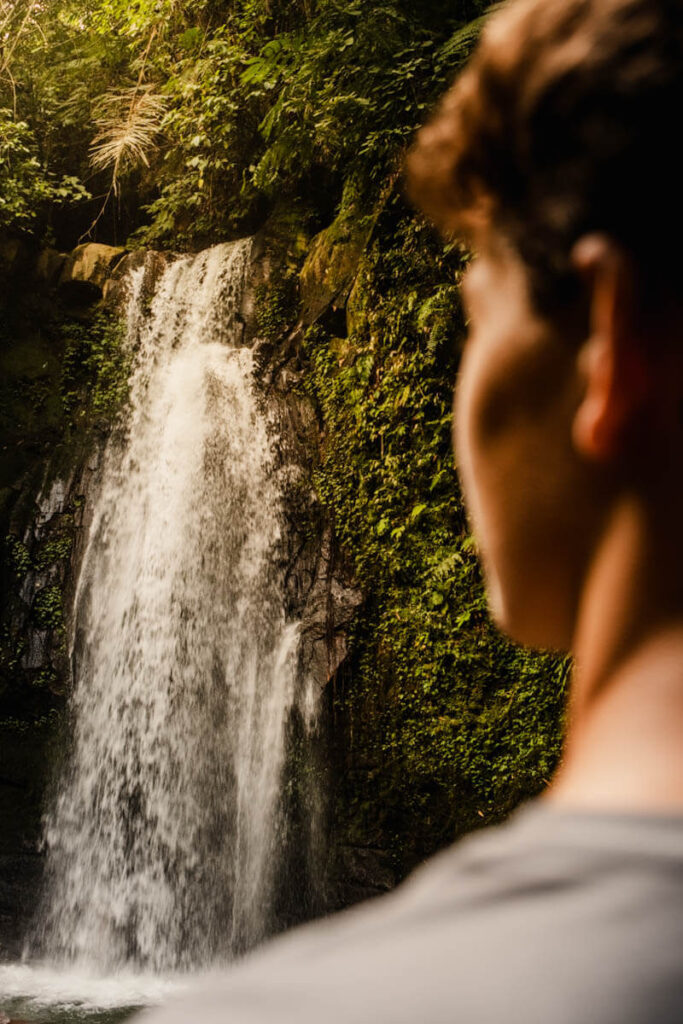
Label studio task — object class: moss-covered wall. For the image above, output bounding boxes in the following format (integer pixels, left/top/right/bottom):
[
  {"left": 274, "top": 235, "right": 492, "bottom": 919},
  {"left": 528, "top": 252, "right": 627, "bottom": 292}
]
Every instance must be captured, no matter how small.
[{"left": 289, "top": 184, "right": 569, "bottom": 901}]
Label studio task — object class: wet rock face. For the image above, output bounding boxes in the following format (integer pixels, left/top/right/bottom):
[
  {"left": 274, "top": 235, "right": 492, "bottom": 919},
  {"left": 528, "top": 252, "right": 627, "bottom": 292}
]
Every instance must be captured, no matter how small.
[
  {"left": 0, "top": 254, "right": 123, "bottom": 957},
  {"left": 299, "top": 205, "right": 377, "bottom": 330},
  {"left": 5, "top": 464, "right": 93, "bottom": 700},
  {"left": 0, "top": 730, "right": 53, "bottom": 960},
  {"left": 247, "top": 241, "right": 363, "bottom": 699},
  {"left": 1, "top": 461, "right": 99, "bottom": 962},
  {"left": 297, "top": 526, "right": 362, "bottom": 691},
  {"left": 267, "top": 391, "right": 362, "bottom": 697},
  {"left": 103, "top": 248, "right": 168, "bottom": 308}
]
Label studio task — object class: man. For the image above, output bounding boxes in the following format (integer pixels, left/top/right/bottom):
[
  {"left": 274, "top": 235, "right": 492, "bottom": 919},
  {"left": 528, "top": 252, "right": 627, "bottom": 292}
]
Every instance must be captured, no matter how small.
[{"left": 139, "top": 0, "right": 683, "bottom": 1019}]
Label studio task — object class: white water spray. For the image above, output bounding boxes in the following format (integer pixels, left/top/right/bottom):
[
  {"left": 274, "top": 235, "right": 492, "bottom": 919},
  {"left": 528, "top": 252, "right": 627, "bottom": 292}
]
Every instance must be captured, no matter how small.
[{"left": 35, "top": 241, "right": 310, "bottom": 971}]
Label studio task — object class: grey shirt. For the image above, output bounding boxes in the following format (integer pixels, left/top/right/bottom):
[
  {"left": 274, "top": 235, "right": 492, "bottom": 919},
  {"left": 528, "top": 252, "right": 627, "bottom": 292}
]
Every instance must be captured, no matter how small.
[{"left": 137, "top": 802, "right": 683, "bottom": 1024}]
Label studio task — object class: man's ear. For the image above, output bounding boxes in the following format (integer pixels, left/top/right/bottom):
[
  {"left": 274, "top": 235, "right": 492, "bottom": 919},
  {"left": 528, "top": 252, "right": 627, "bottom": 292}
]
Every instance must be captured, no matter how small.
[{"left": 570, "top": 235, "right": 649, "bottom": 461}]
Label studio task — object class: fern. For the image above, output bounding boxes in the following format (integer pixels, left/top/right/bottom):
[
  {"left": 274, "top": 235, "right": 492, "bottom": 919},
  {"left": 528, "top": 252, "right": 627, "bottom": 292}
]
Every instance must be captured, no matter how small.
[{"left": 435, "top": 8, "right": 499, "bottom": 73}]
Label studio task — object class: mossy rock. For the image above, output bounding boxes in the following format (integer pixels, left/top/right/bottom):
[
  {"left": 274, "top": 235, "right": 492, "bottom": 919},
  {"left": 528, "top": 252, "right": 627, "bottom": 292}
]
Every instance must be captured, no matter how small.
[{"left": 300, "top": 177, "right": 390, "bottom": 327}]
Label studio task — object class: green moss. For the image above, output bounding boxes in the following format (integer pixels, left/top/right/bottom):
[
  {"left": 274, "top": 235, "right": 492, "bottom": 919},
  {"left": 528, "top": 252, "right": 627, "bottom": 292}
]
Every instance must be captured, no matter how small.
[
  {"left": 254, "top": 275, "right": 298, "bottom": 341},
  {"left": 34, "top": 534, "right": 72, "bottom": 571},
  {"left": 0, "top": 707, "right": 60, "bottom": 733},
  {"left": 4, "top": 535, "right": 31, "bottom": 581},
  {"left": 30, "top": 665, "right": 58, "bottom": 690},
  {"left": 303, "top": 194, "right": 569, "bottom": 872},
  {"left": 33, "top": 585, "right": 64, "bottom": 631}
]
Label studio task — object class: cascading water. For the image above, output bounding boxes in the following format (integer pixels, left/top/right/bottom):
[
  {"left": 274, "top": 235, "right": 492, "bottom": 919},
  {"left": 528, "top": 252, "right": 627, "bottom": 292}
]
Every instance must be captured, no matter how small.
[{"left": 33, "top": 240, "right": 315, "bottom": 972}]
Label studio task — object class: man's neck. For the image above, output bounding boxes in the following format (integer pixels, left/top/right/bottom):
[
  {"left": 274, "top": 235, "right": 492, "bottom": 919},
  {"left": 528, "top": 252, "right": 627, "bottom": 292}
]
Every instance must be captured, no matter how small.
[{"left": 547, "top": 495, "right": 683, "bottom": 811}]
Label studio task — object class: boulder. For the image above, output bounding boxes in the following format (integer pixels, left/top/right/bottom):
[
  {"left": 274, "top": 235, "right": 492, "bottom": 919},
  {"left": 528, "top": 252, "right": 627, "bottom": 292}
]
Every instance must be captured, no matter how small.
[
  {"left": 300, "top": 214, "right": 374, "bottom": 327},
  {"left": 299, "top": 177, "right": 391, "bottom": 328},
  {"left": 58, "top": 242, "right": 126, "bottom": 302}
]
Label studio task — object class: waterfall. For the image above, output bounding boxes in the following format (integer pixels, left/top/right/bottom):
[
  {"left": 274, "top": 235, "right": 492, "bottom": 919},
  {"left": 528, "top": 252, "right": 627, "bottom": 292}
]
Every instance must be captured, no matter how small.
[{"left": 34, "top": 241, "right": 314, "bottom": 971}]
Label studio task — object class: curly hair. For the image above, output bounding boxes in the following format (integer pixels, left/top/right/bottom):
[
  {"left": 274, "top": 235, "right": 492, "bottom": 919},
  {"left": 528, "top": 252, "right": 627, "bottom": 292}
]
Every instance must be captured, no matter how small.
[{"left": 406, "top": 0, "right": 683, "bottom": 316}]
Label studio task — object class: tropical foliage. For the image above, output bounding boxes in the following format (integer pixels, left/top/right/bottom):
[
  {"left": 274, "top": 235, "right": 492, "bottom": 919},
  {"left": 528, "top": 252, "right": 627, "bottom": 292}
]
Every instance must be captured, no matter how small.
[
  {"left": 0, "top": 0, "right": 490, "bottom": 246},
  {"left": 0, "top": 0, "right": 568, "bottom": 875},
  {"left": 0, "top": 109, "right": 88, "bottom": 231}
]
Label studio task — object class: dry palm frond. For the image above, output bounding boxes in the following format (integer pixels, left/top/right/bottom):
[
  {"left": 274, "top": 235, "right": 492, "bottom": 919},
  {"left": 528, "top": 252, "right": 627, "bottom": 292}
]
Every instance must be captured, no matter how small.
[{"left": 89, "top": 86, "right": 165, "bottom": 194}]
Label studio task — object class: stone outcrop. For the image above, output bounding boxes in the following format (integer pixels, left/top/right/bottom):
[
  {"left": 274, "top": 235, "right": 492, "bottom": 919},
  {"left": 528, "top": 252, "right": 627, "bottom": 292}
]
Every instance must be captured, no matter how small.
[
  {"left": 57, "top": 242, "right": 125, "bottom": 300},
  {"left": 300, "top": 209, "right": 375, "bottom": 329},
  {"left": 27, "top": 240, "right": 170, "bottom": 310},
  {"left": 300, "top": 218, "right": 372, "bottom": 327},
  {"left": 103, "top": 248, "right": 169, "bottom": 309},
  {"left": 297, "top": 527, "right": 362, "bottom": 691},
  {"left": 19, "top": 240, "right": 128, "bottom": 301},
  {"left": 249, "top": 238, "right": 363, "bottom": 696},
  {"left": 299, "top": 178, "right": 391, "bottom": 330}
]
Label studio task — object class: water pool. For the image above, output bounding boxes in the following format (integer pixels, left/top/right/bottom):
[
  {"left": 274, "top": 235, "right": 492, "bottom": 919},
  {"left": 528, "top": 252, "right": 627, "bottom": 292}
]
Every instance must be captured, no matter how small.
[{"left": 0, "top": 964, "right": 187, "bottom": 1024}]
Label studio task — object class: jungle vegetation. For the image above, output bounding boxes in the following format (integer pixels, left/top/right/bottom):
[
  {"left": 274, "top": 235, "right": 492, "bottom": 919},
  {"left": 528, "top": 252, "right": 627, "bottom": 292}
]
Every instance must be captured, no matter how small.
[{"left": 0, "top": 0, "right": 567, "bottom": 880}]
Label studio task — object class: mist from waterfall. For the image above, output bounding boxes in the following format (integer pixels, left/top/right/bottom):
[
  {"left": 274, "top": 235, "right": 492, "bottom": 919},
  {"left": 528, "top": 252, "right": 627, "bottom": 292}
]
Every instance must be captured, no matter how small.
[{"left": 33, "top": 241, "right": 316, "bottom": 972}]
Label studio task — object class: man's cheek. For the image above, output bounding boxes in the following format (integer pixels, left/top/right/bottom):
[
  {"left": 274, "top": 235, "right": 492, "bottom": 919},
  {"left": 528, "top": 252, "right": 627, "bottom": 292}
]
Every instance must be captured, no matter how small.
[{"left": 463, "top": 374, "right": 521, "bottom": 470}]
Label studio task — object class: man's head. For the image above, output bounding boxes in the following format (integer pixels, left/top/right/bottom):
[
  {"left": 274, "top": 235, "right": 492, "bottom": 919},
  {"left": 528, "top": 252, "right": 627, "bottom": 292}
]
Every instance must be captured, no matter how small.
[{"left": 407, "top": 0, "right": 683, "bottom": 651}]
